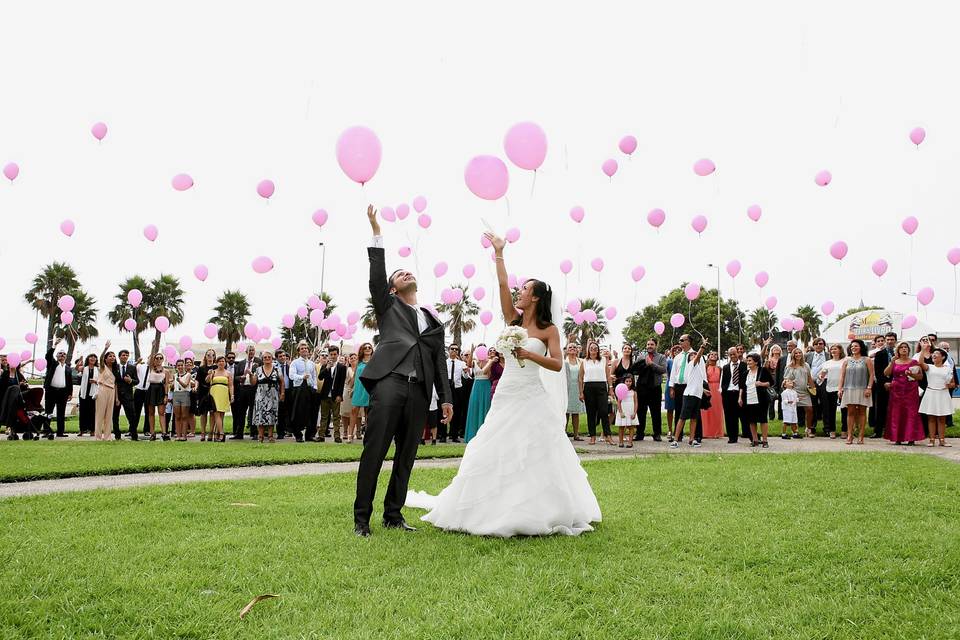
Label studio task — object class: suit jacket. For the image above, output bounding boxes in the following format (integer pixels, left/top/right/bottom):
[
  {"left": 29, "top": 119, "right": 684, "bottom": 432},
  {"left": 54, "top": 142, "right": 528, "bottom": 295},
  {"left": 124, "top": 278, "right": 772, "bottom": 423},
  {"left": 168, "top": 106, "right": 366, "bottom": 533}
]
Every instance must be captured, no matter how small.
[
  {"left": 872, "top": 347, "right": 894, "bottom": 386},
  {"left": 720, "top": 361, "right": 748, "bottom": 393},
  {"left": 42, "top": 348, "right": 74, "bottom": 397},
  {"left": 740, "top": 366, "right": 774, "bottom": 409},
  {"left": 233, "top": 357, "right": 262, "bottom": 388},
  {"left": 114, "top": 361, "right": 138, "bottom": 400},
  {"left": 361, "top": 246, "right": 451, "bottom": 406},
  {"left": 633, "top": 352, "right": 668, "bottom": 388},
  {"left": 318, "top": 362, "right": 347, "bottom": 400}
]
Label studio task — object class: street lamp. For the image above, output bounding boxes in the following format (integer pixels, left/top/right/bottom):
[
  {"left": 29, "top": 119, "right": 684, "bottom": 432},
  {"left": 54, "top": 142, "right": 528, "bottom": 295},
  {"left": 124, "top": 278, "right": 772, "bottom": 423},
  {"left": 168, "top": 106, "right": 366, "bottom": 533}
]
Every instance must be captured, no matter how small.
[
  {"left": 317, "top": 242, "right": 327, "bottom": 347},
  {"left": 706, "top": 263, "right": 721, "bottom": 353},
  {"left": 900, "top": 291, "right": 918, "bottom": 312}
]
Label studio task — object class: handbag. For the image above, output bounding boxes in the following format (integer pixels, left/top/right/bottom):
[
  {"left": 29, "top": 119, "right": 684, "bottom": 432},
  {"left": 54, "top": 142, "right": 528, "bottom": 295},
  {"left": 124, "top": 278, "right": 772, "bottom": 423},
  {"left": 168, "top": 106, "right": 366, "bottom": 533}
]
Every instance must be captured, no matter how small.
[{"left": 766, "top": 387, "right": 778, "bottom": 401}]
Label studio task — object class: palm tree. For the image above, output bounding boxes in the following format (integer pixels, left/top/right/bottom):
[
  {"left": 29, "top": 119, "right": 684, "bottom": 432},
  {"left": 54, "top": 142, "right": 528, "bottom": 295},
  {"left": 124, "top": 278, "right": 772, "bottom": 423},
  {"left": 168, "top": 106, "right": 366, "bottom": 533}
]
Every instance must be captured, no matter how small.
[
  {"left": 792, "top": 304, "right": 823, "bottom": 346},
  {"left": 106, "top": 276, "right": 150, "bottom": 361},
  {"left": 144, "top": 275, "right": 185, "bottom": 356},
  {"left": 361, "top": 296, "right": 378, "bottom": 332},
  {"left": 745, "top": 307, "right": 779, "bottom": 349},
  {"left": 562, "top": 298, "right": 609, "bottom": 349},
  {"left": 23, "top": 262, "right": 82, "bottom": 350},
  {"left": 209, "top": 290, "right": 250, "bottom": 355},
  {"left": 54, "top": 290, "right": 100, "bottom": 363},
  {"left": 435, "top": 285, "right": 480, "bottom": 347}
]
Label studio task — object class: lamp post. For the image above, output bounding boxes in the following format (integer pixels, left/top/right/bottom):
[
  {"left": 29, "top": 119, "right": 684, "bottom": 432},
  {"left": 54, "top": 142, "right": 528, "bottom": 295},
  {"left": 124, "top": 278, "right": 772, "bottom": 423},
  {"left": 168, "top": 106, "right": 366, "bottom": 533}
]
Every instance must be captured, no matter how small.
[
  {"left": 900, "top": 291, "right": 918, "bottom": 312},
  {"left": 707, "top": 263, "right": 721, "bottom": 353},
  {"left": 317, "top": 242, "right": 326, "bottom": 348}
]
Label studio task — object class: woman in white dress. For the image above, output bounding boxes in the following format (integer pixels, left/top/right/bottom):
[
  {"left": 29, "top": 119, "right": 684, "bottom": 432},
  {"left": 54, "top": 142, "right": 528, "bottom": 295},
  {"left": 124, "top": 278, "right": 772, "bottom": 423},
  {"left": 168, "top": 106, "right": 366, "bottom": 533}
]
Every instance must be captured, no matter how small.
[
  {"left": 405, "top": 231, "right": 602, "bottom": 537},
  {"left": 919, "top": 348, "right": 955, "bottom": 447}
]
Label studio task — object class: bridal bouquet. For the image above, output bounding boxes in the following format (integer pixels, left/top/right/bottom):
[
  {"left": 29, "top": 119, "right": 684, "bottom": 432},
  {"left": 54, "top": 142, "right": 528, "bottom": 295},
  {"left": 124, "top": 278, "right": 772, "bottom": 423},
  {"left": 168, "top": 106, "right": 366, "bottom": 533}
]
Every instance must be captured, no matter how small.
[{"left": 496, "top": 326, "right": 529, "bottom": 368}]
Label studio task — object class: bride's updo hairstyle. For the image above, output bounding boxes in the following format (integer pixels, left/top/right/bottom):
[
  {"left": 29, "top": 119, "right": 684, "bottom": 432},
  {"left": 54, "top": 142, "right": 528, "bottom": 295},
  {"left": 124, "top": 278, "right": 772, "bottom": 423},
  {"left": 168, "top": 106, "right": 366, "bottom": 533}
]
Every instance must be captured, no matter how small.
[{"left": 510, "top": 278, "right": 553, "bottom": 330}]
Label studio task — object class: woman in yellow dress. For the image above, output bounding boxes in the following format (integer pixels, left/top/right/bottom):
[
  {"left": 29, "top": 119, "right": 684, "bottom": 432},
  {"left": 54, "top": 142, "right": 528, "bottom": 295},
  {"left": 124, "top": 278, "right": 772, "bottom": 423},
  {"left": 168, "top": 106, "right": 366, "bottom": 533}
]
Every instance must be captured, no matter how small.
[{"left": 205, "top": 355, "right": 234, "bottom": 443}]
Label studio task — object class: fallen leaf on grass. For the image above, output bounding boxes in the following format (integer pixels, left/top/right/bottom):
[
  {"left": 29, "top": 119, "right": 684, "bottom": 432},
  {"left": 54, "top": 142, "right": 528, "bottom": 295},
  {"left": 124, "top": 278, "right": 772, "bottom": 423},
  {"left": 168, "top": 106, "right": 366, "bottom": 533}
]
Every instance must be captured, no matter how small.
[
  {"left": 239, "top": 594, "right": 279, "bottom": 619},
  {"left": 230, "top": 503, "right": 259, "bottom": 507}
]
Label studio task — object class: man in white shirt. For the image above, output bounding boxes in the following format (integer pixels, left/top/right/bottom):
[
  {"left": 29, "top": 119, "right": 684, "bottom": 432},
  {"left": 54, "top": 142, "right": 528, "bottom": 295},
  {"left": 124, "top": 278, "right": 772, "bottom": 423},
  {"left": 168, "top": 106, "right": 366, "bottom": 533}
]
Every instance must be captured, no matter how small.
[
  {"left": 287, "top": 342, "right": 318, "bottom": 442},
  {"left": 133, "top": 357, "right": 151, "bottom": 436},
  {"left": 720, "top": 347, "right": 748, "bottom": 443},
  {"left": 231, "top": 344, "right": 262, "bottom": 439},
  {"left": 667, "top": 334, "right": 703, "bottom": 444},
  {"left": 42, "top": 341, "right": 73, "bottom": 437},
  {"left": 669, "top": 338, "right": 708, "bottom": 448},
  {"left": 443, "top": 344, "right": 467, "bottom": 442}
]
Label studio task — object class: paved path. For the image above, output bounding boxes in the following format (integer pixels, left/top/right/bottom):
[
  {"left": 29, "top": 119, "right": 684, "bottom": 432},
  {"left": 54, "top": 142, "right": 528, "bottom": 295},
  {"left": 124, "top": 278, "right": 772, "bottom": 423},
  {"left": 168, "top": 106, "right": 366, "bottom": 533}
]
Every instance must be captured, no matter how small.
[{"left": 1, "top": 437, "right": 956, "bottom": 499}]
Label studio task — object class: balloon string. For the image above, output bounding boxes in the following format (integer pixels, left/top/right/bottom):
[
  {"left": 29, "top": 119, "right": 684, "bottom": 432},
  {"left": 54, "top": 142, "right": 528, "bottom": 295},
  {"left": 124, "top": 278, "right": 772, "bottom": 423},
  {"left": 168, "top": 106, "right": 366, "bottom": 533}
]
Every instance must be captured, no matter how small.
[
  {"left": 504, "top": 195, "right": 511, "bottom": 217},
  {"left": 530, "top": 170, "right": 537, "bottom": 198},
  {"left": 687, "top": 298, "right": 705, "bottom": 342}
]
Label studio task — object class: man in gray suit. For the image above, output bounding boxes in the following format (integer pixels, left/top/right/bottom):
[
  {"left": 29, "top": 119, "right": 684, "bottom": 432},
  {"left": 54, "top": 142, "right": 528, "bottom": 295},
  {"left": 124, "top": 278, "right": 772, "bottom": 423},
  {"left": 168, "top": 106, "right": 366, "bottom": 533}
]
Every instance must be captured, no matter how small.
[{"left": 633, "top": 337, "right": 668, "bottom": 441}]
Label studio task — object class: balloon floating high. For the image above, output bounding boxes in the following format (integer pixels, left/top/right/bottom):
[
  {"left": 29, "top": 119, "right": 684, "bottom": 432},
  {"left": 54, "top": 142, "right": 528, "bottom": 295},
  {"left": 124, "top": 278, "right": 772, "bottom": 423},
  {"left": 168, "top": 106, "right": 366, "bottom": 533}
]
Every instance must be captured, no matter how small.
[
  {"left": 901, "top": 216, "right": 919, "bottom": 235},
  {"left": 60, "top": 219, "right": 75, "bottom": 237},
  {"left": 726, "top": 260, "right": 742, "bottom": 278},
  {"left": 380, "top": 206, "right": 395, "bottom": 222},
  {"left": 193, "top": 264, "right": 208, "bottom": 282},
  {"left": 127, "top": 289, "right": 143, "bottom": 308},
  {"left": 336, "top": 126, "right": 382, "bottom": 186},
  {"left": 58, "top": 295, "right": 75, "bottom": 312},
  {"left": 754, "top": 271, "right": 769, "bottom": 288},
  {"left": 311, "top": 209, "right": 329, "bottom": 227},
  {"left": 618, "top": 135, "right": 638, "bottom": 156},
  {"left": 871, "top": 259, "right": 888, "bottom": 278},
  {"left": 814, "top": 170, "right": 832, "bottom": 186},
  {"left": 747, "top": 205, "right": 762, "bottom": 222},
  {"left": 251, "top": 256, "right": 274, "bottom": 274},
  {"left": 256, "top": 179, "right": 275, "bottom": 199},
  {"left": 171, "top": 173, "right": 194, "bottom": 191},
  {"left": 143, "top": 224, "right": 159, "bottom": 242},
  {"left": 647, "top": 208, "right": 666, "bottom": 229},
  {"left": 829, "top": 241, "right": 848, "bottom": 261},
  {"left": 464, "top": 155, "right": 509, "bottom": 200},
  {"left": 569, "top": 206, "right": 585, "bottom": 223},
  {"left": 503, "top": 121, "right": 547, "bottom": 171},
  {"left": 413, "top": 196, "right": 427, "bottom": 213},
  {"left": 3, "top": 162, "right": 20, "bottom": 182},
  {"left": 692, "top": 158, "right": 715, "bottom": 176},
  {"left": 631, "top": 265, "right": 646, "bottom": 282},
  {"left": 601, "top": 159, "right": 618, "bottom": 178},
  {"left": 821, "top": 300, "right": 835, "bottom": 316},
  {"left": 909, "top": 127, "right": 926, "bottom": 146},
  {"left": 670, "top": 313, "right": 685, "bottom": 328},
  {"left": 91, "top": 122, "right": 108, "bottom": 141},
  {"left": 917, "top": 287, "right": 935, "bottom": 306}
]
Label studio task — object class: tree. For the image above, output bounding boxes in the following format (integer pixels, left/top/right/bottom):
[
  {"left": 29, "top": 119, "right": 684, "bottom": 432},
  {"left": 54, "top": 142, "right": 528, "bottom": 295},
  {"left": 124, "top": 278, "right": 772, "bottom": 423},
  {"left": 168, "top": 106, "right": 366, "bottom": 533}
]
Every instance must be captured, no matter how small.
[
  {"left": 209, "top": 290, "right": 250, "bottom": 355},
  {"left": 54, "top": 290, "right": 100, "bottom": 363},
  {"left": 23, "top": 262, "right": 82, "bottom": 350},
  {"left": 562, "top": 298, "right": 610, "bottom": 350},
  {"left": 280, "top": 293, "right": 337, "bottom": 353},
  {"left": 436, "top": 284, "right": 479, "bottom": 347},
  {"left": 360, "top": 296, "right": 378, "bottom": 332},
  {"left": 792, "top": 304, "right": 823, "bottom": 346},
  {"left": 143, "top": 275, "right": 185, "bottom": 356},
  {"left": 106, "top": 276, "right": 150, "bottom": 361},
  {"left": 745, "top": 307, "right": 779, "bottom": 349},
  {"left": 623, "top": 285, "right": 747, "bottom": 352}
]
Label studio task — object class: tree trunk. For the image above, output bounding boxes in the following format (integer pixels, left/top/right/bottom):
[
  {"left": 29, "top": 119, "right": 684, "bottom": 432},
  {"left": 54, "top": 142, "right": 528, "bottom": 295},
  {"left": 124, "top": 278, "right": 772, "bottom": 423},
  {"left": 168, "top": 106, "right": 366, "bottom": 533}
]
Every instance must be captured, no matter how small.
[
  {"left": 46, "top": 313, "right": 57, "bottom": 351},
  {"left": 151, "top": 330, "right": 161, "bottom": 358},
  {"left": 132, "top": 329, "right": 142, "bottom": 362},
  {"left": 225, "top": 338, "right": 234, "bottom": 355},
  {"left": 65, "top": 333, "right": 76, "bottom": 364},
  {"left": 453, "top": 326, "right": 462, "bottom": 348}
]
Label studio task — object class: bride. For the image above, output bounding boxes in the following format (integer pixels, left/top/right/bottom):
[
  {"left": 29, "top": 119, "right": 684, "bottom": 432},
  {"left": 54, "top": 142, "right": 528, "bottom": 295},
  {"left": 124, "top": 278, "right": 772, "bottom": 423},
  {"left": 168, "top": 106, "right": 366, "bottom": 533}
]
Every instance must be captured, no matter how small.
[{"left": 405, "top": 231, "right": 602, "bottom": 537}]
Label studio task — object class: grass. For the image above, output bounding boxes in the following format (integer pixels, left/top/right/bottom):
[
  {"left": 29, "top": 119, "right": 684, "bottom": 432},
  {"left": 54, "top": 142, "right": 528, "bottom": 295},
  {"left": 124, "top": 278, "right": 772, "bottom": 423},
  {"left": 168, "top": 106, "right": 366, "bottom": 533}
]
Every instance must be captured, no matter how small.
[
  {"left": 1, "top": 454, "right": 959, "bottom": 639},
  {"left": 0, "top": 441, "right": 466, "bottom": 483}
]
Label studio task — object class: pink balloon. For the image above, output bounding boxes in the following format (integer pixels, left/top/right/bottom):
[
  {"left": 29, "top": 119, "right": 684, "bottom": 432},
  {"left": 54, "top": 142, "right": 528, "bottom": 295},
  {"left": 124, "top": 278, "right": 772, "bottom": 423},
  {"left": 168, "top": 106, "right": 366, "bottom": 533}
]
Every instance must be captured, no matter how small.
[
  {"left": 473, "top": 286, "right": 486, "bottom": 301},
  {"left": 582, "top": 309, "right": 598, "bottom": 323},
  {"left": 380, "top": 206, "right": 395, "bottom": 222},
  {"left": 91, "top": 122, "right": 107, "bottom": 141},
  {"left": 3, "top": 162, "right": 20, "bottom": 182},
  {"left": 693, "top": 158, "right": 715, "bottom": 176},
  {"left": 271, "top": 337, "right": 283, "bottom": 350},
  {"left": 747, "top": 205, "right": 762, "bottom": 222},
  {"left": 413, "top": 196, "right": 427, "bottom": 213},
  {"left": 256, "top": 179, "right": 275, "bottom": 199},
  {"left": 505, "top": 228, "right": 521, "bottom": 244},
  {"left": 821, "top": 301, "right": 835, "bottom": 316},
  {"left": 474, "top": 346, "right": 489, "bottom": 361},
  {"left": 312, "top": 209, "right": 329, "bottom": 227},
  {"left": 917, "top": 287, "right": 935, "bottom": 306},
  {"left": 670, "top": 313, "right": 685, "bottom": 329},
  {"left": 566, "top": 299, "right": 582, "bottom": 315},
  {"left": 346, "top": 311, "right": 360, "bottom": 326},
  {"left": 829, "top": 241, "right": 848, "bottom": 261},
  {"left": 794, "top": 318, "right": 805, "bottom": 331},
  {"left": 464, "top": 155, "right": 509, "bottom": 200},
  {"left": 7, "top": 353, "right": 21, "bottom": 368},
  {"left": 901, "top": 216, "right": 919, "bottom": 235},
  {"left": 573, "top": 311, "right": 585, "bottom": 325},
  {"left": 181, "top": 350, "right": 195, "bottom": 361},
  {"left": 479, "top": 310, "right": 494, "bottom": 326},
  {"left": 25, "top": 332, "right": 38, "bottom": 345},
  {"left": 909, "top": 127, "right": 926, "bottom": 146},
  {"left": 902, "top": 314, "right": 918, "bottom": 330},
  {"left": 948, "top": 248, "right": 960, "bottom": 266},
  {"left": 143, "top": 224, "right": 158, "bottom": 242},
  {"left": 615, "top": 383, "right": 631, "bottom": 401},
  {"left": 726, "top": 260, "right": 741, "bottom": 278},
  {"left": 203, "top": 322, "right": 218, "bottom": 339},
  {"left": 328, "top": 313, "right": 341, "bottom": 327},
  {"left": 590, "top": 258, "right": 604, "bottom": 273},
  {"left": 34, "top": 359, "right": 47, "bottom": 373},
  {"left": 259, "top": 326, "right": 272, "bottom": 341},
  {"left": 398, "top": 246, "right": 412, "bottom": 258},
  {"left": 193, "top": 264, "right": 208, "bottom": 282},
  {"left": 601, "top": 159, "right": 618, "bottom": 178},
  {"left": 163, "top": 346, "right": 178, "bottom": 362},
  {"left": 647, "top": 208, "right": 666, "bottom": 228},
  {"left": 60, "top": 311, "right": 74, "bottom": 325},
  {"left": 503, "top": 121, "right": 547, "bottom": 171},
  {"left": 480, "top": 234, "right": 493, "bottom": 249},
  {"left": 127, "top": 289, "right": 143, "bottom": 308},
  {"left": 814, "top": 170, "right": 832, "bottom": 186},
  {"left": 631, "top": 265, "right": 646, "bottom": 282},
  {"left": 691, "top": 214, "right": 708, "bottom": 234},
  {"left": 0, "top": 337, "right": 6, "bottom": 351},
  {"left": 179, "top": 335, "right": 193, "bottom": 350},
  {"left": 560, "top": 259, "right": 573, "bottom": 275},
  {"left": 433, "top": 261, "right": 449, "bottom": 278},
  {"left": 782, "top": 317, "right": 795, "bottom": 331},
  {"left": 154, "top": 316, "right": 170, "bottom": 333},
  {"left": 60, "top": 219, "right": 75, "bottom": 237},
  {"left": 307, "top": 295, "right": 322, "bottom": 310},
  {"left": 336, "top": 126, "right": 382, "bottom": 185},
  {"left": 243, "top": 322, "right": 259, "bottom": 341},
  {"left": 569, "top": 206, "right": 585, "bottom": 223},
  {"left": 754, "top": 271, "right": 769, "bottom": 288},
  {"left": 124, "top": 318, "right": 137, "bottom": 332},
  {"left": 417, "top": 214, "right": 432, "bottom": 229},
  {"left": 281, "top": 314, "right": 295, "bottom": 329},
  {"left": 765, "top": 296, "right": 778, "bottom": 310},
  {"left": 871, "top": 259, "right": 888, "bottom": 278},
  {"left": 329, "top": 331, "right": 342, "bottom": 342},
  {"left": 618, "top": 135, "right": 638, "bottom": 156},
  {"left": 251, "top": 256, "right": 274, "bottom": 274},
  {"left": 440, "top": 288, "right": 456, "bottom": 305},
  {"left": 604, "top": 307, "right": 617, "bottom": 320},
  {"left": 296, "top": 306, "right": 308, "bottom": 319},
  {"left": 58, "top": 295, "right": 76, "bottom": 312},
  {"left": 171, "top": 173, "right": 194, "bottom": 191},
  {"left": 396, "top": 203, "right": 410, "bottom": 220},
  {"left": 20, "top": 350, "right": 30, "bottom": 362},
  {"left": 316, "top": 300, "right": 327, "bottom": 312},
  {"left": 462, "top": 264, "right": 476, "bottom": 279},
  {"left": 684, "top": 282, "right": 701, "bottom": 301},
  {"left": 507, "top": 274, "right": 518, "bottom": 289},
  {"left": 654, "top": 321, "right": 665, "bottom": 335}
]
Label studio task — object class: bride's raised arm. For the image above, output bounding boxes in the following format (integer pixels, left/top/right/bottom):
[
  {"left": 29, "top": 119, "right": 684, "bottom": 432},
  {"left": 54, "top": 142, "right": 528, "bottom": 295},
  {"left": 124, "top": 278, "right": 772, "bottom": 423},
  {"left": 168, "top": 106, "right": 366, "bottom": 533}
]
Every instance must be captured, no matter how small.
[{"left": 485, "top": 231, "right": 520, "bottom": 325}]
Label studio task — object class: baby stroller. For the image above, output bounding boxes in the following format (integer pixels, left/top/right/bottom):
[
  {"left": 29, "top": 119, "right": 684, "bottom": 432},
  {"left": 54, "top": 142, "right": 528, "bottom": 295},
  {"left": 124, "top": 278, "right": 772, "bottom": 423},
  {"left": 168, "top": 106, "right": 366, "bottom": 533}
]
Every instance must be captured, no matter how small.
[{"left": 2, "top": 386, "right": 53, "bottom": 440}]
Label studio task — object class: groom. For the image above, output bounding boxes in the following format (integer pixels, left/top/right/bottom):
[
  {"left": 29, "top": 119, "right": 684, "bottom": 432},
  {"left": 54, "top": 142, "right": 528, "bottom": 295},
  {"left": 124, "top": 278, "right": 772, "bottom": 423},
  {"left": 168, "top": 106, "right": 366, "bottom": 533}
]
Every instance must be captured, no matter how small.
[{"left": 354, "top": 205, "right": 453, "bottom": 537}]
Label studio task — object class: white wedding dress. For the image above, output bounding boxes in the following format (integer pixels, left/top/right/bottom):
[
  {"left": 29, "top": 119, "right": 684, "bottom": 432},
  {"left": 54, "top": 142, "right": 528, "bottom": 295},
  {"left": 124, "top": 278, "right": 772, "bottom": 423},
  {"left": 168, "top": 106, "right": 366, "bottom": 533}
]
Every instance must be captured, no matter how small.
[{"left": 406, "top": 337, "right": 602, "bottom": 537}]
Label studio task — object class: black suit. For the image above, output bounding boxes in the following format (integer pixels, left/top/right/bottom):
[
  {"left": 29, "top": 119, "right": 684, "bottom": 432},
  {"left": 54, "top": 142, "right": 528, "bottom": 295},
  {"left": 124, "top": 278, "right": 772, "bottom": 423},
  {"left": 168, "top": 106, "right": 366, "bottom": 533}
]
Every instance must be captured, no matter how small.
[
  {"left": 231, "top": 357, "right": 261, "bottom": 438},
  {"left": 633, "top": 352, "right": 667, "bottom": 439},
  {"left": 112, "top": 361, "right": 139, "bottom": 438},
  {"left": 42, "top": 348, "right": 73, "bottom": 436},
  {"left": 871, "top": 347, "right": 894, "bottom": 437},
  {"left": 720, "top": 361, "right": 748, "bottom": 442},
  {"left": 317, "top": 362, "right": 347, "bottom": 440},
  {"left": 354, "top": 245, "right": 451, "bottom": 528}
]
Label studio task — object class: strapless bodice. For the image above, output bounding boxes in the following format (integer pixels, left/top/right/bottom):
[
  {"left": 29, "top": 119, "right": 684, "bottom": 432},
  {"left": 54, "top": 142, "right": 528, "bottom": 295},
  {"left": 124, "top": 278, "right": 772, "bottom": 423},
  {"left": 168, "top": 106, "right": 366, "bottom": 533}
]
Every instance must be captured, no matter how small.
[{"left": 501, "top": 337, "right": 548, "bottom": 382}]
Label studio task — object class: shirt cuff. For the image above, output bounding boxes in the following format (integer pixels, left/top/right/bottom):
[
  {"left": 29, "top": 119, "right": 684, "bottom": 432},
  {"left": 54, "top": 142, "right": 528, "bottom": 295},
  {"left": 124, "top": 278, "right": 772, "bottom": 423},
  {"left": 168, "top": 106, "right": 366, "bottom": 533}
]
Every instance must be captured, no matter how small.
[{"left": 369, "top": 235, "right": 384, "bottom": 249}]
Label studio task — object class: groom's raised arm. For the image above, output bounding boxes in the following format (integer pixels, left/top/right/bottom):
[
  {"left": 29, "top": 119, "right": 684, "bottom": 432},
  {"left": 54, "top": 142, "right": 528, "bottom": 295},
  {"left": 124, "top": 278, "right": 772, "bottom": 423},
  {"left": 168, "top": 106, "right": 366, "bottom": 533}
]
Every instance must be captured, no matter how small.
[{"left": 366, "top": 205, "right": 391, "bottom": 317}]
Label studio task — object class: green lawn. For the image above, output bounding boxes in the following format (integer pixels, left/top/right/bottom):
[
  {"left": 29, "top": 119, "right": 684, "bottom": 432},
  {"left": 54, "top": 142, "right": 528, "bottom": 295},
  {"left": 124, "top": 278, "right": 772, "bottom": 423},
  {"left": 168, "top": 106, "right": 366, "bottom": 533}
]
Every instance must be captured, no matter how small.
[
  {"left": 2, "top": 454, "right": 958, "bottom": 639},
  {"left": 0, "top": 441, "right": 466, "bottom": 483}
]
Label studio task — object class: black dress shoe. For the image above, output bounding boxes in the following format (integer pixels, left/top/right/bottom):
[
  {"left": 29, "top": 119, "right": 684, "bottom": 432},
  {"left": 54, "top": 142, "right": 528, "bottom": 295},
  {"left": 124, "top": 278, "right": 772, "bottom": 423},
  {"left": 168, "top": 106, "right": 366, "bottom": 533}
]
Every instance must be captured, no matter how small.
[
  {"left": 295, "top": 437, "right": 304, "bottom": 443},
  {"left": 317, "top": 436, "right": 325, "bottom": 442},
  {"left": 114, "top": 434, "right": 122, "bottom": 441},
  {"left": 652, "top": 435, "right": 662, "bottom": 442},
  {"left": 56, "top": 433, "right": 68, "bottom": 438},
  {"left": 130, "top": 435, "right": 139, "bottom": 441},
  {"left": 383, "top": 520, "right": 417, "bottom": 532},
  {"left": 354, "top": 524, "right": 371, "bottom": 537},
  {"left": 335, "top": 437, "right": 342, "bottom": 443},
  {"left": 229, "top": 435, "right": 243, "bottom": 440}
]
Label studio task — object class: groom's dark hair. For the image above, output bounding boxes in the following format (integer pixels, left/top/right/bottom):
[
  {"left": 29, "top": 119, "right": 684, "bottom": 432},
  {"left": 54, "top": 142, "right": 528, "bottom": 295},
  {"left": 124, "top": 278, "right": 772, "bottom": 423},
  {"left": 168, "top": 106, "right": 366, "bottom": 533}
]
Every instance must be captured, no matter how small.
[{"left": 509, "top": 278, "right": 553, "bottom": 330}]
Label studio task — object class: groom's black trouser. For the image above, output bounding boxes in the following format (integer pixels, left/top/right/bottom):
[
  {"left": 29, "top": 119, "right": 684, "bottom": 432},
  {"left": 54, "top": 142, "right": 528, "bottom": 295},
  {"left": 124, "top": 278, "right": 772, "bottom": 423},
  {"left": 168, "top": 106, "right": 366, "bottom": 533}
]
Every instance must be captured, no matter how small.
[{"left": 354, "top": 374, "right": 429, "bottom": 526}]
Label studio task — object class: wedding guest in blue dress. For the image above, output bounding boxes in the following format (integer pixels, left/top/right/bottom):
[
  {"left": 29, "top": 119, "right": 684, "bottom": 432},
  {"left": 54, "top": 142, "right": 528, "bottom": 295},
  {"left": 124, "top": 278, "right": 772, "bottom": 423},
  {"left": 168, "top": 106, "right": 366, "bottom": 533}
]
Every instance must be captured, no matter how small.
[
  {"left": 464, "top": 347, "right": 494, "bottom": 443},
  {"left": 350, "top": 343, "right": 373, "bottom": 431}
]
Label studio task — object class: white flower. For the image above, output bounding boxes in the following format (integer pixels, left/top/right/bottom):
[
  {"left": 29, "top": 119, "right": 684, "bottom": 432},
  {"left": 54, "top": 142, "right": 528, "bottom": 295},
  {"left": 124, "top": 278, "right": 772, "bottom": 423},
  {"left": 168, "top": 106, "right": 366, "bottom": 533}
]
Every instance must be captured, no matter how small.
[{"left": 496, "top": 326, "right": 529, "bottom": 367}]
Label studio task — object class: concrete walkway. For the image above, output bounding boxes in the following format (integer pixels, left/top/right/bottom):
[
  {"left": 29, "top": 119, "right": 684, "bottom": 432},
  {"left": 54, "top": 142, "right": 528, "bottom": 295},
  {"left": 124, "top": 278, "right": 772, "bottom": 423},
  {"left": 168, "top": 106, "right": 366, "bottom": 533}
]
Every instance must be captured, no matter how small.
[{"left": 1, "top": 436, "right": 956, "bottom": 499}]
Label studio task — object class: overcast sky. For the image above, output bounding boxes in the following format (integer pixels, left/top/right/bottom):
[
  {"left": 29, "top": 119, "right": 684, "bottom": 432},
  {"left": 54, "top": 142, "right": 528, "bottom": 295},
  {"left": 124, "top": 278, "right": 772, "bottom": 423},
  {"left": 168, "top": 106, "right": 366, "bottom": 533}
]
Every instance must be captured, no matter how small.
[{"left": 2, "top": 1, "right": 959, "bottom": 355}]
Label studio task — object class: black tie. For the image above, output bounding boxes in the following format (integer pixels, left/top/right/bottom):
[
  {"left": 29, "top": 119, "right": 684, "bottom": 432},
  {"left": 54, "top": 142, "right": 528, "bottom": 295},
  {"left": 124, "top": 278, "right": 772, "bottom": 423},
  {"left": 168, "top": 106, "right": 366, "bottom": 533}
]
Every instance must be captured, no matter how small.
[
  {"left": 732, "top": 364, "right": 739, "bottom": 388},
  {"left": 449, "top": 360, "right": 455, "bottom": 388}
]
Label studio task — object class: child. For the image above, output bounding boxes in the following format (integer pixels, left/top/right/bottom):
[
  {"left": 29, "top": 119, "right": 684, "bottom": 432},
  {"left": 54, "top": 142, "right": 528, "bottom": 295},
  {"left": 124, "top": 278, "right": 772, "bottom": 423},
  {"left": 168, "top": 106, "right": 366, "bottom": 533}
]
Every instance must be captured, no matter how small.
[
  {"left": 781, "top": 379, "right": 799, "bottom": 439},
  {"left": 615, "top": 374, "right": 639, "bottom": 448}
]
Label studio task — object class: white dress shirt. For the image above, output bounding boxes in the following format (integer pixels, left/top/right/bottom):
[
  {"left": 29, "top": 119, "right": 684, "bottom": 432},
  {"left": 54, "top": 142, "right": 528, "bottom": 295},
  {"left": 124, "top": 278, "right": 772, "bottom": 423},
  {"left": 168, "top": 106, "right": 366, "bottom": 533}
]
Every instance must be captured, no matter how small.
[
  {"left": 446, "top": 358, "right": 466, "bottom": 388},
  {"left": 668, "top": 349, "right": 695, "bottom": 387},
  {"left": 51, "top": 363, "right": 67, "bottom": 388}
]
